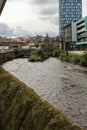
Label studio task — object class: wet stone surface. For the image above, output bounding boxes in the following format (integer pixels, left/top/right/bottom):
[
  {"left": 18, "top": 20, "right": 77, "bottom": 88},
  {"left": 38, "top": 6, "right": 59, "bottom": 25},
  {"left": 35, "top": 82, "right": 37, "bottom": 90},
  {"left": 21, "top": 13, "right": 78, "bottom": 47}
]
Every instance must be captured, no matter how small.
[{"left": 3, "top": 58, "right": 87, "bottom": 129}]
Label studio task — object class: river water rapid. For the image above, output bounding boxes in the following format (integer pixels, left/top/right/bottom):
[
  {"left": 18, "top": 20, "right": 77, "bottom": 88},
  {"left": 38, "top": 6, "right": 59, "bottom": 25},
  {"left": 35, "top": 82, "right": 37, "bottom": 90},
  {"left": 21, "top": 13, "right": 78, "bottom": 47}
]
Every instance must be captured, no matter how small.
[{"left": 3, "top": 58, "right": 87, "bottom": 129}]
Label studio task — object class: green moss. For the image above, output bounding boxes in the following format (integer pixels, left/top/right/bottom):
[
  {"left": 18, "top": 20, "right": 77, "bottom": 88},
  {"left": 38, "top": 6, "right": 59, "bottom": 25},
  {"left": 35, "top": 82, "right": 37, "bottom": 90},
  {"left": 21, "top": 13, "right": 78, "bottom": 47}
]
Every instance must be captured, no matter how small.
[
  {"left": 45, "top": 114, "right": 72, "bottom": 130},
  {"left": 20, "top": 100, "right": 59, "bottom": 130},
  {"left": 0, "top": 67, "right": 83, "bottom": 130}
]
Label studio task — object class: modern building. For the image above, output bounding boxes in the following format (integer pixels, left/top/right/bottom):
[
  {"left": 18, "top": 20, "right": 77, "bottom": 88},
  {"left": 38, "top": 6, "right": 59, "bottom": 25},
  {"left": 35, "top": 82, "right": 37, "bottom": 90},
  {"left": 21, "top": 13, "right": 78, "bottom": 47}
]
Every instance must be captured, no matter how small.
[
  {"left": 0, "top": 0, "right": 7, "bottom": 15},
  {"left": 76, "top": 17, "right": 87, "bottom": 50},
  {"left": 64, "top": 22, "right": 76, "bottom": 50},
  {"left": 59, "top": 0, "right": 82, "bottom": 42}
]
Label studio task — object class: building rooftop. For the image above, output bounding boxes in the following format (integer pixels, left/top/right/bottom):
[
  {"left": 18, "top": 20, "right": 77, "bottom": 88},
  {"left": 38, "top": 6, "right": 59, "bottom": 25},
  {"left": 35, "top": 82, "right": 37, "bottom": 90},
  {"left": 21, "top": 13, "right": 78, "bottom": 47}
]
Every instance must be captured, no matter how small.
[{"left": 0, "top": 0, "right": 7, "bottom": 15}]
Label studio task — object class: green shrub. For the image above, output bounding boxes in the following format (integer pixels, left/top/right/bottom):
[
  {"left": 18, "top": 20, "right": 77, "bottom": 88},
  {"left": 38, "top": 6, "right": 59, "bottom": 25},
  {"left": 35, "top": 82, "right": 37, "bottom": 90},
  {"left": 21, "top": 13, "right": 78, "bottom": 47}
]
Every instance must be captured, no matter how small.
[
  {"left": 59, "top": 51, "right": 65, "bottom": 61},
  {"left": 28, "top": 49, "right": 48, "bottom": 62},
  {"left": 59, "top": 53, "right": 81, "bottom": 64},
  {"left": 79, "top": 57, "right": 87, "bottom": 66},
  {"left": 82, "top": 52, "right": 87, "bottom": 60},
  {"left": 63, "top": 56, "right": 70, "bottom": 62},
  {"left": 71, "top": 55, "right": 80, "bottom": 64},
  {"left": 58, "top": 51, "right": 87, "bottom": 67},
  {"left": 29, "top": 55, "right": 42, "bottom": 62},
  {"left": 53, "top": 50, "right": 61, "bottom": 57},
  {"left": 36, "top": 49, "right": 44, "bottom": 57},
  {"left": 79, "top": 53, "right": 87, "bottom": 66}
]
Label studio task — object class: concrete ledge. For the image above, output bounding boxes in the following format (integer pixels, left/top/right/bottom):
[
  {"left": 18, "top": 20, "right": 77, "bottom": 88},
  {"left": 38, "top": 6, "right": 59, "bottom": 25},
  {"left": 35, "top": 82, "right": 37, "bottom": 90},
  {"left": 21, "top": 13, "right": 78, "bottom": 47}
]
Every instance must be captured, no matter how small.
[{"left": 69, "top": 51, "right": 85, "bottom": 55}]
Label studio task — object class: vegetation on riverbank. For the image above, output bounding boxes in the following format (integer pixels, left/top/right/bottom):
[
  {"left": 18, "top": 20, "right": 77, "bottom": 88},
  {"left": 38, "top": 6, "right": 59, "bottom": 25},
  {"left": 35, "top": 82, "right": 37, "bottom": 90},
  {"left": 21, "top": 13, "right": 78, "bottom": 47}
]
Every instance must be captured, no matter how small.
[
  {"left": 0, "top": 42, "right": 87, "bottom": 67},
  {"left": 0, "top": 49, "right": 32, "bottom": 65},
  {"left": 28, "top": 46, "right": 87, "bottom": 67},
  {"left": 0, "top": 51, "right": 15, "bottom": 65},
  {"left": 28, "top": 42, "right": 59, "bottom": 62},
  {"left": 59, "top": 51, "right": 87, "bottom": 66},
  {"left": 28, "top": 49, "right": 48, "bottom": 62},
  {"left": 0, "top": 66, "right": 83, "bottom": 130},
  {"left": 28, "top": 42, "right": 87, "bottom": 66}
]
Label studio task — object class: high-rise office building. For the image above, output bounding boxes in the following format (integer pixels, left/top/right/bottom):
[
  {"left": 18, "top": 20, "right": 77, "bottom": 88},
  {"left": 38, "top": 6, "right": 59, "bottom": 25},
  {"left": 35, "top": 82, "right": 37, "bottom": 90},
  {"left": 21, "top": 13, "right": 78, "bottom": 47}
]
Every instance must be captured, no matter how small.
[{"left": 59, "top": 0, "right": 82, "bottom": 41}]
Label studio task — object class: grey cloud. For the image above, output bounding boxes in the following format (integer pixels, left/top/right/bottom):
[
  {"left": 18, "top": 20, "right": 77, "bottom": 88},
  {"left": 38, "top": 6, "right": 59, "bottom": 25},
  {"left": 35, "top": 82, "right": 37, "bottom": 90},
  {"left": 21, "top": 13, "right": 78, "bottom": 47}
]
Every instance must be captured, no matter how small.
[
  {"left": 13, "top": 26, "right": 29, "bottom": 37},
  {"left": 0, "top": 23, "right": 29, "bottom": 37},
  {"left": 1, "top": 0, "right": 58, "bottom": 37},
  {"left": 8, "top": 0, "right": 58, "bottom": 16},
  {"left": 8, "top": 0, "right": 57, "bottom": 4},
  {"left": 39, "top": 15, "right": 58, "bottom": 26},
  {"left": 30, "top": 0, "right": 57, "bottom": 5},
  {"left": 0, "top": 23, "right": 13, "bottom": 37},
  {"left": 37, "top": 4, "right": 58, "bottom": 26},
  {"left": 32, "top": 2, "right": 58, "bottom": 17},
  {"left": 38, "top": 6, "right": 58, "bottom": 15},
  {"left": 0, "top": 23, "right": 58, "bottom": 37}
]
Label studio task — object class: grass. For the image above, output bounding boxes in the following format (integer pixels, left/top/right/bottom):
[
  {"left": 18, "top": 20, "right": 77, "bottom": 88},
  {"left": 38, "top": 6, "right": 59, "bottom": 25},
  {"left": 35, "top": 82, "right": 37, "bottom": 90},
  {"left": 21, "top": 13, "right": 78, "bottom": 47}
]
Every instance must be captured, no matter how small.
[
  {"left": 79, "top": 53, "right": 87, "bottom": 66},
  {"left": 0, "top": 66, "right": 83, "bottom": 130},
  {"left": 59, "top": 51, "right": 87, "bottom": 66}
]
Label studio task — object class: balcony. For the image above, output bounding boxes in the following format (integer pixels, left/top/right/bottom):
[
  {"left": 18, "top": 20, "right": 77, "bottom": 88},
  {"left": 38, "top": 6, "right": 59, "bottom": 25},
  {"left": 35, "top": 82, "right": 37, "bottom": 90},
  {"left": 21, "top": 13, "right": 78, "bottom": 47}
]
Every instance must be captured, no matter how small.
[
  {"left": 77, "top": 28, "right": 85, "bottom": 34},
  {"left": 77, "top": 35, "right": 87, "bottom": 39},
  {"left": 77, "top": 22, "right": 85, "bottom": 29}
]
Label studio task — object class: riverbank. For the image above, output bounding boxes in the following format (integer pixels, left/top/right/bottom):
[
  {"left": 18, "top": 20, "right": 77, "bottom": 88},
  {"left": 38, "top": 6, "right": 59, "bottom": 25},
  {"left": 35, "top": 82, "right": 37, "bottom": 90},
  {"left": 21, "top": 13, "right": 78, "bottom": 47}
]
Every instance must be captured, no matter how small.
[
  {"left": 0, "top": 48, "right": 87, "bottom": 129},
  {"left": 59, "top": 51, "right": 87, "bottom": 66},
  {"left": 1, "top": 47, "right": 87, "bottom": 67},
  {"left": 0, "top": 66, "right": 83, "bottom": 130},
  {"left": 3, "top": 58, "right": 87, "bottom": 130},
  {"left": 0, "top": 50, "right": 15, "bottom": 65},
  {"left": 27, "top": 48, "right": 87, "bottom": 67},
  {"left": 0, "top": 48, "right": 32, "bottom": 65}
]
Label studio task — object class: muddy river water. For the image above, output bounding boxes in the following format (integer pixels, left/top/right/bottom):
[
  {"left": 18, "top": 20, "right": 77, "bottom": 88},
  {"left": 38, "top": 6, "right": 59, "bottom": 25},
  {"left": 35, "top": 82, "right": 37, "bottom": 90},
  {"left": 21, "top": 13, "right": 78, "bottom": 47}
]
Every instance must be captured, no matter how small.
[{"left": 3, "top": 58, "right": 87, "bottom": 129}]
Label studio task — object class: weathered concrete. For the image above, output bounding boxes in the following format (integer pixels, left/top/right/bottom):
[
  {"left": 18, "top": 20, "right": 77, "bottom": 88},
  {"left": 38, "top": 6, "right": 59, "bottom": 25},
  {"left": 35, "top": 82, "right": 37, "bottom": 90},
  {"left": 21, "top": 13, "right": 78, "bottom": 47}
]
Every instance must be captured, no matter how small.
[{"left": 69, "top": 51, "right": 85, "bottom": 55}]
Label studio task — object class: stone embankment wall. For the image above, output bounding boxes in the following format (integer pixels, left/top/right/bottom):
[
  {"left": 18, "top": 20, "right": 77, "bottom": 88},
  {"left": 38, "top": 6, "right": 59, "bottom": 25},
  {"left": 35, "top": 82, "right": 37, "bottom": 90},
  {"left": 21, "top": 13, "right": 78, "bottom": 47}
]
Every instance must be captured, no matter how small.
[
  {"left": 0, "top": 67, "right": 83, "bottom": 130},
  {"left": 0, "top": 49, "right": 32, "bottom": 65},
  {"left": 0, "top": 51, "right": 15, "bottom": 65}
]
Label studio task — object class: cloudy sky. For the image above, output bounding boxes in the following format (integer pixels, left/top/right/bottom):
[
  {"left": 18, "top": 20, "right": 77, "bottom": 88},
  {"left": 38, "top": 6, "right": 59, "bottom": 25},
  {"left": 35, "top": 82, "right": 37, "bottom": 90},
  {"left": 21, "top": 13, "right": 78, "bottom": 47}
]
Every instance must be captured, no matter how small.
[{"left": 0, "top": 0, "right": 87, "bottom": 37}]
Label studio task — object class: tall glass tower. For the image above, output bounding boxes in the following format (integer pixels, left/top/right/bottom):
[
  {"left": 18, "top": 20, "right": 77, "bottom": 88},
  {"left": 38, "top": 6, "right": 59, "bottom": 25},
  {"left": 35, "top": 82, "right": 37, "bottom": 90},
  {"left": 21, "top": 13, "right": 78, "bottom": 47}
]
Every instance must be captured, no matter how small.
[{"left": 59, "top": 0, "right": 82, "bottom": 41}]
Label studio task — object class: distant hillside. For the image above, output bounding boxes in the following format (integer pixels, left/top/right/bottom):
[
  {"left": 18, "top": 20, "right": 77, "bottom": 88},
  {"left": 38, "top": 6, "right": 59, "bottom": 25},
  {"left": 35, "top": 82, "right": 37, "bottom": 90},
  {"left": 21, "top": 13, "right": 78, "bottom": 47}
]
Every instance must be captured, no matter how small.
[{"left": 0, "top": 66, "right": 83, "bottom": 130}]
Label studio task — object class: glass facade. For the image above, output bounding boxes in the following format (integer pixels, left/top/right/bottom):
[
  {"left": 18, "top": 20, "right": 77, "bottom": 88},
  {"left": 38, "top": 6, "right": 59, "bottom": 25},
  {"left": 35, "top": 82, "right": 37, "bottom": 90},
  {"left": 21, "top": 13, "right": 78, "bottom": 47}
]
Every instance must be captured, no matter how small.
[{"left": 59, "top": 0, "right": 82, "bottom": 41}]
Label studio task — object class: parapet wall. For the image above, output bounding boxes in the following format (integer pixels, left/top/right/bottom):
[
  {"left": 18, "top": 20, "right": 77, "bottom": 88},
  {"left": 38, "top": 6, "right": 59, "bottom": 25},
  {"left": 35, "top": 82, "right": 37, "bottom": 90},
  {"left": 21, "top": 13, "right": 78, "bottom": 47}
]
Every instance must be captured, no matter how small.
[
  {"left": 0, "top": 67, "right": 83, "bottom": 130},
  {"left": 69, "top": 51, "right": 85, "bottom": 55}
]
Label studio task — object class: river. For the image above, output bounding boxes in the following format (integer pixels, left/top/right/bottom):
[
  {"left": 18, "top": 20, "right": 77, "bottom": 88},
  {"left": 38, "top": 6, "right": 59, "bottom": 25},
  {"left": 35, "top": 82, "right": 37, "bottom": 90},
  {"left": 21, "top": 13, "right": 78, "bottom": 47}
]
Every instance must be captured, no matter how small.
[{"left": 3, "top": 58, "right": 87, "bottom": 129}]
